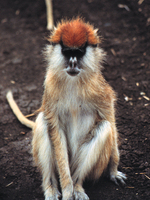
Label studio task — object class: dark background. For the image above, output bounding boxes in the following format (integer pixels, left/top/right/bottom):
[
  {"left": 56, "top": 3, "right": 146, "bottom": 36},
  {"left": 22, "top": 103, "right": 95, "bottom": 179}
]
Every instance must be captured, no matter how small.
[{"left": 0, "top": 0, "right": 150, "bottom": 199}]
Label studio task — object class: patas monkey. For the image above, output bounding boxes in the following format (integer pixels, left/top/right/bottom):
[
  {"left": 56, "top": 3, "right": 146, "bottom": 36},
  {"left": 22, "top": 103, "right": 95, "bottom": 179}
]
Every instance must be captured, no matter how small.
[{"left": 6, "top": 18, "right": 126, "bottom": 200}]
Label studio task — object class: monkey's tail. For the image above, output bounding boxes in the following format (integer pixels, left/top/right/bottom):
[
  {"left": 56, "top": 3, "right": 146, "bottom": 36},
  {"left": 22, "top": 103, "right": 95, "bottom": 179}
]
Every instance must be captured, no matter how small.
[{"left": 6, "top": 90, "right": 35, "bottom": 129}]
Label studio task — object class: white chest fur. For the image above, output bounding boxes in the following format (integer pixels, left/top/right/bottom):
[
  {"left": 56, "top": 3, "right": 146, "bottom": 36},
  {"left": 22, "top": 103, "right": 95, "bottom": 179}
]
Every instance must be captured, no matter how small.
[{"left": 57, "top": 89, "right": 96, "bottom": 157}]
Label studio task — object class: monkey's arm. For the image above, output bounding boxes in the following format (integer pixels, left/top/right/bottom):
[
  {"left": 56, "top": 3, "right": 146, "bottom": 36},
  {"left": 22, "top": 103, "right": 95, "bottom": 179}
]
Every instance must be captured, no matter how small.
[
  {"left": 50, "top": 127, "right": 74, "bottom": 200},
  {"left": 6, "top": 90, "right": 35, "bottom": 129}
]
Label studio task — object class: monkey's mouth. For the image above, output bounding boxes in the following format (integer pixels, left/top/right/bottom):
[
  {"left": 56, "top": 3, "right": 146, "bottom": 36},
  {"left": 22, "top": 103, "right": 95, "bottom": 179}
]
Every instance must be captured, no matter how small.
[
  {"left": 67, "top": 68, "right": 80, "bottom": 76},
  {"left": 66, "top": 56, "right": 80, "bottom": 76}
]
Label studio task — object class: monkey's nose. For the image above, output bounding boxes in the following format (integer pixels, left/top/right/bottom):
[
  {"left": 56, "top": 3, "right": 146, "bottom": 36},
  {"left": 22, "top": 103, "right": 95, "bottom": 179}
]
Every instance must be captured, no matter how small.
[
  {"left": 67, "top": 56, "right": 80, "bottom": 76},
  {"left": 69, "top": 57, "right": 77, "bottom": 69}
]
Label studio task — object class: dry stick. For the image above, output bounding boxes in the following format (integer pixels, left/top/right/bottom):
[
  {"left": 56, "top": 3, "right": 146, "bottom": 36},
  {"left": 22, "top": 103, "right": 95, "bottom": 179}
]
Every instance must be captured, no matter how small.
[
  {"left": 6, "top": 91, "right": 35, "bottom": 129},
  {"left": 25, "top": 113, "right": 35, "bottom": 118}
]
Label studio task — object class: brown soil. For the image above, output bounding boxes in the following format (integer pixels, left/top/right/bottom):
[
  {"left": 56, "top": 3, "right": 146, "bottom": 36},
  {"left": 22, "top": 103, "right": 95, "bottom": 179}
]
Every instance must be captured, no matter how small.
[{"left": 0, "top": 0, "right": 150, "bottom": 199}]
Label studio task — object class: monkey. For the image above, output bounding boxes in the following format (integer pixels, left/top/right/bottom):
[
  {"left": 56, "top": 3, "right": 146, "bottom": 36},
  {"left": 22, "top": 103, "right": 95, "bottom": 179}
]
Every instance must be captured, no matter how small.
[{"left": 6, "top": 18, "right": 126, "bottom": 200}]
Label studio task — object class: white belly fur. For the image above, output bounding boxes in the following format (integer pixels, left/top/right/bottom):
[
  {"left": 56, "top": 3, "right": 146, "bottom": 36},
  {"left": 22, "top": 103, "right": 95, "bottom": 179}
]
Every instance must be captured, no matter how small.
[{"left": 58, "top": 101, "right": 96, "bottom": 158}]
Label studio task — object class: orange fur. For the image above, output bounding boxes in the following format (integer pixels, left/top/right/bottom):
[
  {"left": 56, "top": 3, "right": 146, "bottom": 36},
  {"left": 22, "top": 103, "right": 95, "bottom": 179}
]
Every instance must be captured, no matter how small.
[{"left": 49, "top": 18, "right": 100, "bottom": 47}]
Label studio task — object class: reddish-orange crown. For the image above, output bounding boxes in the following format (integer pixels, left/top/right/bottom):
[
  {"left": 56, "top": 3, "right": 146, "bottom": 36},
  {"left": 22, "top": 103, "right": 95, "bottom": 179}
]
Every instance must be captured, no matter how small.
[{"left": 48, "top": 18, "right": 100, "bottom": 48}]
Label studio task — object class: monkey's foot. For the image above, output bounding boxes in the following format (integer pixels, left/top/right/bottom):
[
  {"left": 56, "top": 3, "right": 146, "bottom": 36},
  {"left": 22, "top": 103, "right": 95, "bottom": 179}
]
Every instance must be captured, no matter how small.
[
  {"left": 110, "top": 171, "right": 126, "bottom": 185},
  {"left": 45, "top": 187, "right": 61, "bottom": 200}
]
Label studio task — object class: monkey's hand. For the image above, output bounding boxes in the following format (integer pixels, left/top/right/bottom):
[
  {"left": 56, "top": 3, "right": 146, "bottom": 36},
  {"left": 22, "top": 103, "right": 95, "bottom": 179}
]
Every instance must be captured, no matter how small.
[
  {"left": 74, "top": 191, "right": 89, "bottom": 200},
  {"left": 110, "top": 171, "right": 126, "bottom": 185},
  {"left": 44, "top": 187, "right": 61, "bottom": 200},
  {"left": 74, "top": 184, "right": 89, "bottom": 200},
  {"left": 62, "top": 184, "right": 74, "bottom": 200}
]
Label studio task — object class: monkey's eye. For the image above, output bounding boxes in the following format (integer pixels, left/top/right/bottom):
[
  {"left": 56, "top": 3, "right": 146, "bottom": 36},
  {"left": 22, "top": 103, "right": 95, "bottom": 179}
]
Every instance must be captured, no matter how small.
[
  {"left": 60, "top": 42, "right": 87, "bottom": 59},
  {"left": 92, "top": 44, "right": 98, "bottom": 48},
  {"left": 62, "top": 48, "right": 85, "bottom": 59}
]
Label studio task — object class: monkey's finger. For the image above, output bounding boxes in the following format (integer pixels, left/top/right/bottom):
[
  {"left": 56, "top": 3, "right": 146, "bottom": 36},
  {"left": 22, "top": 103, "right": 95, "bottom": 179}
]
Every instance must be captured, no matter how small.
[{"left": 116, "top": 171, "right": 127, "bottom": 184}]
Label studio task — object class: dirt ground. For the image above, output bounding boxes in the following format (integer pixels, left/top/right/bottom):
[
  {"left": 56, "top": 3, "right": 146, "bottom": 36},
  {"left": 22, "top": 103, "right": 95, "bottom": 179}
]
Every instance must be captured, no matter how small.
[{"left": 0, "top": 0, "right": 150, "bottom": 199}]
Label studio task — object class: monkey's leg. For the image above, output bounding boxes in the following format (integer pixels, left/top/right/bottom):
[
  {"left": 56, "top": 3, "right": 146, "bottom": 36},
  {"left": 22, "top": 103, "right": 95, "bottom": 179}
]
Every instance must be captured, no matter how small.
[
  {"left": 109, "top": 134, "right": 126, "bottom": 185},
  {"left": 72, "top": 120, "right": 112, "bottom": 200},
  {"left": 32, "top": 112, "right": 60, "bottom": 200}
]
